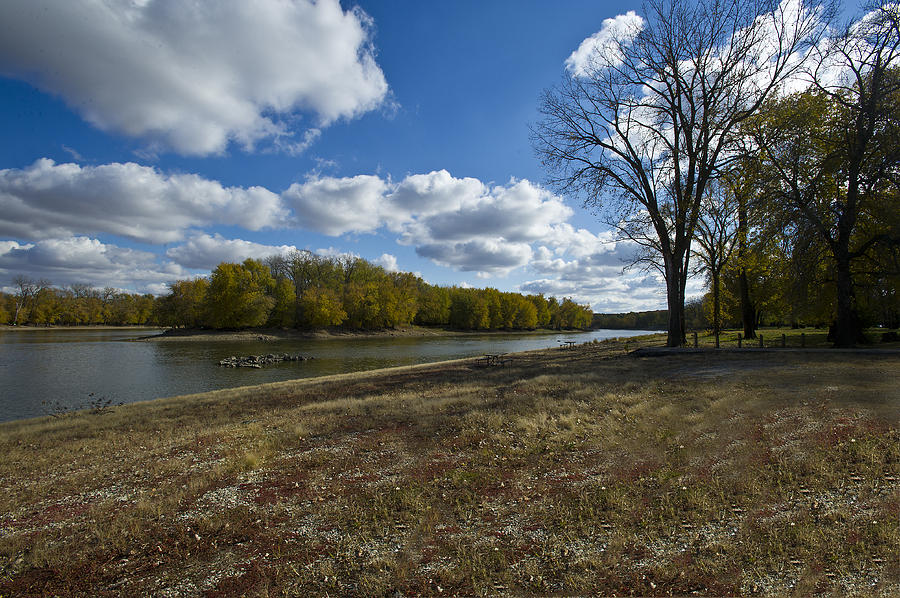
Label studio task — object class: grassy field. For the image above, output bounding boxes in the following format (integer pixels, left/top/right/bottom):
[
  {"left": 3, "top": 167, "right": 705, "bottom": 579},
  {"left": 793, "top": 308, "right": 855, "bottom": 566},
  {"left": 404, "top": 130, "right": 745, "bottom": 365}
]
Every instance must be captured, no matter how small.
[
  {"left": 1, "top": 334, "right": 898, "bottom": 596},
  {"left": 689, "top": 326, "right": 900, "bottom": 349}
]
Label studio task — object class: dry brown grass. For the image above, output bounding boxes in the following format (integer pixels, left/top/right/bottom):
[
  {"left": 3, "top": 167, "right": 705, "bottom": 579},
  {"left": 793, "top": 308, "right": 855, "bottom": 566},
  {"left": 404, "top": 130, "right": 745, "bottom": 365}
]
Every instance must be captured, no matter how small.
[{"left": 1, "top": 334, "right": 898, "bottom": 596}]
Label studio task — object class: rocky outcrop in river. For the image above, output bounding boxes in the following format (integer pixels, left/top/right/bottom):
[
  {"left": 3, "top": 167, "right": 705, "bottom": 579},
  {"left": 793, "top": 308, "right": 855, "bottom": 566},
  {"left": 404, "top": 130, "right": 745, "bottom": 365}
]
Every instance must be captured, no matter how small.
[{"left": 218, "top": 354, "right": 313, "bottom": 368}]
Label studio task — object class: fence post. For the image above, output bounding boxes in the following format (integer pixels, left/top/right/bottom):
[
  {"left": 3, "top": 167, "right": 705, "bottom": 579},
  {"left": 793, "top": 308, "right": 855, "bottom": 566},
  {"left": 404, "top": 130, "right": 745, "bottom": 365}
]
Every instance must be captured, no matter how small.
[
  {"left": 693, "top": 332, "right": 698, "bottom": 348},
  {"left": 737, "top": 333, "right": 742, "bottom": 348},
  {"left": 801, "top": 333, "right": 805, "bottom": 348},
  {"left": 781, "top": 333, "right": 786, "bottom": 348},
  {"left": 759, "top": 334, "right": 764, "bottom": 348}
]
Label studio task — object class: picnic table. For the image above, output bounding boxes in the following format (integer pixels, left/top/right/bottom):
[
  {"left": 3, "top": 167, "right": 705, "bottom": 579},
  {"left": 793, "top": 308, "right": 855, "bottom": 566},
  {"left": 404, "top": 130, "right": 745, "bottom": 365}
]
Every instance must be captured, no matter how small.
[{"left": 477, "top": 352, "right": 508, "bottom": 366}]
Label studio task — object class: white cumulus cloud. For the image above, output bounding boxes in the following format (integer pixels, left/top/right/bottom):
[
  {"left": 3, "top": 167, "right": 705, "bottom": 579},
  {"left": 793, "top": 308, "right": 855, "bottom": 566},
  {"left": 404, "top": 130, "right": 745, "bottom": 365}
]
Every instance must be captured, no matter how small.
[
  {"left": 374, "top": 253, "right": 399, "bottom": 272},
  {"left": 0, "top": 159, "right": 288, "bottom": 244},
  {"left": 520, "top": 276, "right": 663, "bottom": 313},
  {"left": 165, "top": 234, "right": 297, "bottom": 270},
  {"left": 387, "top": 170, "right": 486, "bottom": 221},
  {"left": 519, "top": 226, "right": 671, "bottom": 312},
  {"left": 416, "top": 239, "right": 533, "bottom": 275},
  {"left": 284, "top": 174, "right": 390, "bottom": 235},
  {"left": 401, "top": 179, "right": 572, "bottom": 245},
  {"left": 0, "top": 0, "right": 389, "bottom": 155},
  {"left": 396, "top": 177, "right": 572, "bottom": 275},
  {"left": 565, "top": 11, "right": 644, "bottom": 77},
  {"left": 284, "top": 171, "right": 578, "bottom": 275}
]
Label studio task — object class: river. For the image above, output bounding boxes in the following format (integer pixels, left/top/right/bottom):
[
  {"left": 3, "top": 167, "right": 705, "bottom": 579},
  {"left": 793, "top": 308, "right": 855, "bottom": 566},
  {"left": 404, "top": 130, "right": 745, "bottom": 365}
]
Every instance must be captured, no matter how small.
[{"left": 0, "top": 327, "right": 655, "bottom": 423}]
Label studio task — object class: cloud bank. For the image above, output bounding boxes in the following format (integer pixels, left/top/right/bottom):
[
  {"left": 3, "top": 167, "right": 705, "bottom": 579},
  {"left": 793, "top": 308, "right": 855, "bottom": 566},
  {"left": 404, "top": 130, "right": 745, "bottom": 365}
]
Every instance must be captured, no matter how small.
[{"left": 0, "top": 159, "right": 287, "bottom": 244}]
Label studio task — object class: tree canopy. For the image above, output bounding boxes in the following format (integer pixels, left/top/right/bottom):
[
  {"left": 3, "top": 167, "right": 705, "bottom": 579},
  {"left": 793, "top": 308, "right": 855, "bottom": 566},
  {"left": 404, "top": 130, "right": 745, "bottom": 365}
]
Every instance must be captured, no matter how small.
[
  {"left": 536, "top": 0, "right": 900, "bottom": 346},
  {"left": 534, "top": 0, "right": 824, "bottom": 346}
]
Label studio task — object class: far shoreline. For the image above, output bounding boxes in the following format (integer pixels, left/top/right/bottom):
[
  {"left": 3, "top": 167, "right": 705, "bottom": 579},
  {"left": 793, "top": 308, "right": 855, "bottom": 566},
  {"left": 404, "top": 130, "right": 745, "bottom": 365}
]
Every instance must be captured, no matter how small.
[
  {"left": 0, "top": 324, "right": 164, "bottom": 332},
  {"left": 0, "top": 323, "right": 663, "bottom": 343},
  {"left": 138, "top": 325, "right": 606, "bottom": 342}
]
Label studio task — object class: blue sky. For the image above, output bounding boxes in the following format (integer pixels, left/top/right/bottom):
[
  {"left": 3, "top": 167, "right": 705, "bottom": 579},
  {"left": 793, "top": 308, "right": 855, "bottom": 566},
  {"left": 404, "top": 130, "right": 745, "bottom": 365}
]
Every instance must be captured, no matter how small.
[{"left": 0, "top": 0, "right": 690, "bottom": 312}]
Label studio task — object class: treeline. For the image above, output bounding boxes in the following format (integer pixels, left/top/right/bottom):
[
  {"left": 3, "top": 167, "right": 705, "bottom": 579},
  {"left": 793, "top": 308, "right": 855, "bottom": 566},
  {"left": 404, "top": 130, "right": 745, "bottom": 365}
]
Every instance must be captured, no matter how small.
[
  {"left": 592, "top": 310, "right": 668, "bottom": 330},
  {"left": 594, "top": 291, "right": 898, "bottom": 334},
  {"left": 594, "top": 292, "right": 897, "bottom": 335},
  {"left": 3, "top": 253, "right": 592, "bottom": 331},
  {"left": 691, "top": 247, "right": 900, "bottom": 333},
  {"left": 0, "top": 279, "right": 155, "bottom": 326},
  {"left": 687, "top": 82, "right": 900, "bottom": 340},
  {"left": 700, "top": 47, "right": 900, "bottom": 340},
  {"left": 154, "top": 252, "right": 592, "bottom": 330}
]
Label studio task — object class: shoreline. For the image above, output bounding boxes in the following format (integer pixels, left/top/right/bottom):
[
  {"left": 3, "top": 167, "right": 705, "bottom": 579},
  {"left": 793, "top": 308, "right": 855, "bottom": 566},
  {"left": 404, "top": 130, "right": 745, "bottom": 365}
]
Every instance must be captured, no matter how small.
[
  {"left": 0, "top": 323, "right": 666, "bottom": 342},
  {"left": 0, "top": 323, "right": 598, "bottom": 342},
  {"left": 137, "top": 325, "right": 601, "bottom": 342},
  {"left": 0, "top": 324, "right": 163, "bottom": 332}
]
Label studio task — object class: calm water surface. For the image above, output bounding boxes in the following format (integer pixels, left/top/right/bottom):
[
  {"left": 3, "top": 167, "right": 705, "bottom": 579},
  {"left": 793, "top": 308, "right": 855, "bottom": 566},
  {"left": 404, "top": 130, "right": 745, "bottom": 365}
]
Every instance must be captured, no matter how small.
[{"left": 0, "top": 327, "right": 655, "bottom": 422}]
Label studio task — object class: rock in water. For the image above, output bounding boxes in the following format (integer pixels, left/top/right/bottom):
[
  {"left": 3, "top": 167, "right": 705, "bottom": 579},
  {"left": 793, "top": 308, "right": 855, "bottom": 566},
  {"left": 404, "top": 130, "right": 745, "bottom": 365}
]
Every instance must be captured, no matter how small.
[{"left": 217, "top": 354, "right": 310, "bottom": 368}]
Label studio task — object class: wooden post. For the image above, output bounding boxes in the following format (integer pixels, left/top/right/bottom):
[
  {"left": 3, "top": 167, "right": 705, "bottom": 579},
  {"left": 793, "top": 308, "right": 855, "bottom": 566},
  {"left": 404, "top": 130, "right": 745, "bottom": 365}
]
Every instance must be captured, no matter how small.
[
  {"left": 737, "top": 333, "right": 742, "bottom": 348},
  {"left": 801, "top": 333, "right": 805, "bottom": 348},
  {"left": 781, "top": 333, "right": 786, "bottom": 348},
  {"left": 693, "top": 332, "right": 698, "bottom": 348},
  {"left": 715, "top": 331, "right": 720, "bottom": 349},
  {"left": 759, "top": 334, "right": 764, "bottom": 348}
]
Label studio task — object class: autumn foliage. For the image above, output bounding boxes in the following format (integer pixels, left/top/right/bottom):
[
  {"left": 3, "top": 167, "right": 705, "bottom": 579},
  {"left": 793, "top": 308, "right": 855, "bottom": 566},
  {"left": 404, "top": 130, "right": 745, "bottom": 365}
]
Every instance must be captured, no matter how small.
[{"left": 150, "top": 252, "right": 592, "bottom": 331}]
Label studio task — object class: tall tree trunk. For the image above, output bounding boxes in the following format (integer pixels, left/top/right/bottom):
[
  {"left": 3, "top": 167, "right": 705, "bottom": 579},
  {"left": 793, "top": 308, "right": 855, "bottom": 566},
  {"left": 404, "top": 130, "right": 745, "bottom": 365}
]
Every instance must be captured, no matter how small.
[
  {"left": 833, "top": 254, "right": 863, "bottom": 347},
  {"left": 665, "top": 253, "right": 687, "bottom": 347},
  {"left": 739, "top": 268, "right": 757, "bottom": 339},
  {"left": 666, "top": 285, "right": 686, "bottom": 347}
]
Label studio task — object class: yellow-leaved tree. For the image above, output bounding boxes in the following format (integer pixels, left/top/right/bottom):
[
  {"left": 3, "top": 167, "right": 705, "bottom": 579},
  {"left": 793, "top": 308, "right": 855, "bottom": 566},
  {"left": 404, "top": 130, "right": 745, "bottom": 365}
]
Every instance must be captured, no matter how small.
[{"left": 203, "top": 259, "right": 275, "bottom": 328}]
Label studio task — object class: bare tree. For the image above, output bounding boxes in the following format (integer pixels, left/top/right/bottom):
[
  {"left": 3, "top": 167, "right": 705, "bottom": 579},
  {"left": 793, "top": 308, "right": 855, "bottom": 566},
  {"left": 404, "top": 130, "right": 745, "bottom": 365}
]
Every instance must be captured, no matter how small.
[
  {"left": 264, "top": 254, "right": 292, "bottom": 280},
  {"left": 533, "top": 0, "right": 826, "bottom": 346},
  {"left": 11, "top": 275, "right": 51, "bottom": 325}
]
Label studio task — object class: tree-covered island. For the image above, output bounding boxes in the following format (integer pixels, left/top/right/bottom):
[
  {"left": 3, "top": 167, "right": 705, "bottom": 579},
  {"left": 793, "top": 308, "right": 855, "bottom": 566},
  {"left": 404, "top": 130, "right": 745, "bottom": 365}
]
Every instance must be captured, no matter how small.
[{"left": 1, "top": 252, "right": 593, "bottom": 332}]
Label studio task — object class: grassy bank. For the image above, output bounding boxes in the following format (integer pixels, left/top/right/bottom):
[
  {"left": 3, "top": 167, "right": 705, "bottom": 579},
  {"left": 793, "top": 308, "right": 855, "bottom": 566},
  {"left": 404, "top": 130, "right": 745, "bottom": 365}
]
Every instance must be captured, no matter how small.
[{"left": 1, "top": 335, "right": 897, "bottom": 596}]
